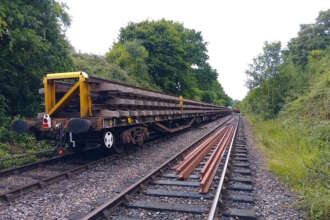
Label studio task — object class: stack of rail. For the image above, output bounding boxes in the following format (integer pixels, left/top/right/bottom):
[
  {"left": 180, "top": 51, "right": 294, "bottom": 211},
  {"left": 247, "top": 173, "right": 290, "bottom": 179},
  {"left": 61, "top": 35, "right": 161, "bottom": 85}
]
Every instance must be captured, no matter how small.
[
  {"left": 40, "top": 72, "right": 229, "bottom": 129},
  {"left": 13, "top": 72, "right": 231, "bottom": 149}
]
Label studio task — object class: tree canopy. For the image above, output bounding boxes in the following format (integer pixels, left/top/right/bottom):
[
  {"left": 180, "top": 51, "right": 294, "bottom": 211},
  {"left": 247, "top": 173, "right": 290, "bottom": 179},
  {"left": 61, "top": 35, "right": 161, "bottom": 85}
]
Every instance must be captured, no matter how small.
[
  {"left": 111, "top": 19, "right": 231, "bottom": 105},
  {"left": 106, "top": 40, "right": 152, "bottom": 89},
  {"left": 246, "top": 41, "right": 282, "bottom": 89},
  {"left": 287, "top": 9, "right": 330, "bottom": 67},
  {"left": 241, "top": 9, "right": 330, "bottom": 119},
  {"left": 0, "top": 0, "right": 74, "bottom": 117},
  {"left": 0, "top": 3, "right": 231, "bottom": 123}
]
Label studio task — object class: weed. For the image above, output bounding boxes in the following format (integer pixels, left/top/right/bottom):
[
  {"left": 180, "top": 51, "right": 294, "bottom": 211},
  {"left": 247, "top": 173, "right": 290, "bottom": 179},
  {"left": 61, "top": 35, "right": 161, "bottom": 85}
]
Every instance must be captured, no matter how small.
[{"left": 246, "top": 115, "right": 329, "bottom": 220}]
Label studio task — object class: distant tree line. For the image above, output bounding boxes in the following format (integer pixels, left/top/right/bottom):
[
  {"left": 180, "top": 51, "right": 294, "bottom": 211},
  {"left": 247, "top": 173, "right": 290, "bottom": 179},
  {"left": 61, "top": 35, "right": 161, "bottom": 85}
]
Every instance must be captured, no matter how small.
[
  {"left": 241, "top": 9, "right": 330, "bottom": 119},
  {"left": 0, "top": 1, "right": 231, "bottom": 124}
]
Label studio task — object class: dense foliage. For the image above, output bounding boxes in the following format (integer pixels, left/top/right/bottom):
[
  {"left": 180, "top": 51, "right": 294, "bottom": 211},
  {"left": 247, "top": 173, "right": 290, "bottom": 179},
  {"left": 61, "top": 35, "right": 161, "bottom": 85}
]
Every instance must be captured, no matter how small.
[
  {"left": 73, "top": 53, "right": 136, "bottom": 85},
  {"left": 0, "top": 2, "right": 231, "bottom": 166},
  {"left": 241, "top": 9, "right": 330, "bottom": 119},
  {"left": 0, "top": 0, "right": 74, "bottom": 119},
  {"left": 0, "top": 0, "right": 74, "bottom": 166},
  {"left": 0, "top": 2, "right": 231, "bottom": 123},
  {"left": 106, "top": 19, "right": 231, "bottom": 105},
  {"left": 241, "top": 9, "right": 329, "bottom": 219}
]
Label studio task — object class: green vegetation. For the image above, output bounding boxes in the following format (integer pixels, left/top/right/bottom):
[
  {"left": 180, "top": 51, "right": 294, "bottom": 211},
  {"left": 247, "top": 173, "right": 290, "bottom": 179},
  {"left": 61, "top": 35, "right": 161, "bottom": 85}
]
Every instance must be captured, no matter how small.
[
  {"left": 0, "top": 117, "right": 51, "bottom": 169},
  {"left": 0, "top": 2, "right": 231, "bottom": 166},
  {"left": 0, "top": 0, "right": 74, "bottom": 166},
  {"left": 106, "top": 40, "right": 154, "bottom": 89},
  {"left": 73, "top": 53, "right": 137, "bottom": 85},
  {"left": 74, "top": 20, "right": 232, "bottom": 105},
  {"left": 107, "top": 19, "right": 231, "bottom": 105},
  {"left": 241, "top": 9, "right": 329, "bottom": 219},
  {"left": 0, "top": 0, "right": 74, "bottom": 118}
]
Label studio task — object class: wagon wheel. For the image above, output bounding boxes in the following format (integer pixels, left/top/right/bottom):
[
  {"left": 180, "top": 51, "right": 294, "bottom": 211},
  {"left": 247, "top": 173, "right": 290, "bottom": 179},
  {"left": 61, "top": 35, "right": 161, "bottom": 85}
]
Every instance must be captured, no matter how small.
[{"left": 103, "top": 131, "right": 123, "bottom": 153}]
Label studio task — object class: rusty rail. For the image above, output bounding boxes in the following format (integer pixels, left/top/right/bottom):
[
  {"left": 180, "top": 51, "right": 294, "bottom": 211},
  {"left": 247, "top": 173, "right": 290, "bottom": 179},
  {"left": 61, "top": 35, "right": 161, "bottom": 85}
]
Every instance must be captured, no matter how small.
[
  {"left": 173, "top": 119, "right": 236, "bottom": 193},
  {"left": 80, "top": 116, "right": 233, "bottom": 220},
  {"left": 207, "top": 117, "right": 240, "bottom": 219},
  {"left": 173, "top": 120, "right": 234, "bottom": 193},
  {"left": 174, "top": 127, "right": 226, "bottom": 179},
  {"left": 200, "top": 125, "right": 233, "bottom": 193}
]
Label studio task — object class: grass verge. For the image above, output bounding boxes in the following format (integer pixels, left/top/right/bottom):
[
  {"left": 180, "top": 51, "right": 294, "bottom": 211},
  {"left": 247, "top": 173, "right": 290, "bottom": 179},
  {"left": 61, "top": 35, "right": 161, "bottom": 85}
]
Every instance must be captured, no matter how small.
[
  {"left": 0, "top": 118, "right": 52, "bottom": 169},
  {"left": 246, "top": 115, "right": 329, "bottom": 220}
]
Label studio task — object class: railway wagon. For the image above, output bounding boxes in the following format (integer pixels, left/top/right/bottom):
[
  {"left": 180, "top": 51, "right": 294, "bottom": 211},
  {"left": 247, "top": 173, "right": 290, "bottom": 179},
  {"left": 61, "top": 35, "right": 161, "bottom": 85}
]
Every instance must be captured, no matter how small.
[{"left": 13, "top": 72, "right": 231, "bottom": 152}]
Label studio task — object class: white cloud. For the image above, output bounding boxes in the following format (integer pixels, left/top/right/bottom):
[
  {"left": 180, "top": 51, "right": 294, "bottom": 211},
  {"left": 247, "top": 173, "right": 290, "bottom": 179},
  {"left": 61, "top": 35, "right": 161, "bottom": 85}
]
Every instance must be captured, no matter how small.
[{"left": 63, "top": 0, "right": 330, "bottom": 100}]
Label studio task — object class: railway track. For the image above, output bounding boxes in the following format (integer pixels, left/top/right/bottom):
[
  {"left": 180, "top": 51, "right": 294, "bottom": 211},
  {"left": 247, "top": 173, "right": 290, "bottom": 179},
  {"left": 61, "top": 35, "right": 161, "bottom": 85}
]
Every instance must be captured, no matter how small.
[
  {"left": 0, "top": 117, "right": 229, "bottom": 206},
  {"left": 81, "top": 114, "right": 255, "bottom": 220},
  {"left": 0, "top": 147, "right": 113, "bottom": 204},
  {"left": 218, "top": 120, "right": 256, "bottom": 219}
]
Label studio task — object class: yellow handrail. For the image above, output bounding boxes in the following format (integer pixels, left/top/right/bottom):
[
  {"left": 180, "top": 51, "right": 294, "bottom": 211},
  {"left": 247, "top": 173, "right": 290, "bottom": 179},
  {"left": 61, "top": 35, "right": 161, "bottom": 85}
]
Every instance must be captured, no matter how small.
[{"left": 43, "top": 72, "right": 92, "bottom": 118}]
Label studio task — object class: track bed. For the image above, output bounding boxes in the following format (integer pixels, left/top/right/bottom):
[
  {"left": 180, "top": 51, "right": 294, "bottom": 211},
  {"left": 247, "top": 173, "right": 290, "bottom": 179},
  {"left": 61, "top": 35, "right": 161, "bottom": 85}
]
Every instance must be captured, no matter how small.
[{"left": 81, "top": 114, "right": 257, "bottom": 220}]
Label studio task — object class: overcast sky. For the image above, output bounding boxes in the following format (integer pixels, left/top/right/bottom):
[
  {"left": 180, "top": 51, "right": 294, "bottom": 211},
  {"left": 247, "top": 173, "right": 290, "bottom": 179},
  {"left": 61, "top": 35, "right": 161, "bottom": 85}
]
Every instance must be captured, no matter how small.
[{"left": 63, "top": 0, "right": 329, "bottom": 100}]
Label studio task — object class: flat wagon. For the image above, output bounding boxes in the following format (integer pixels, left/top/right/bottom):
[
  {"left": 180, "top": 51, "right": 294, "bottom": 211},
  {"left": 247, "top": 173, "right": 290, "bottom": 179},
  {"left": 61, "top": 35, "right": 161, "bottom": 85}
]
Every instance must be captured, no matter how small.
[{"left": 13, "top": 72, "right": 231, "bottom": 152}]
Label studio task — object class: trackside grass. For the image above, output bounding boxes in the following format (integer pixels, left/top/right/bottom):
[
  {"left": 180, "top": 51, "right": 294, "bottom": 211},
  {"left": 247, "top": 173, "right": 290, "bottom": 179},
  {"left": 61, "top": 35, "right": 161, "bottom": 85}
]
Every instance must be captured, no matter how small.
[
  {"left": 0, "top": 118, "right": 51, "bottom": 169},
  {"left": 246, "top": 116, "right": 329, "bottom": 220}
]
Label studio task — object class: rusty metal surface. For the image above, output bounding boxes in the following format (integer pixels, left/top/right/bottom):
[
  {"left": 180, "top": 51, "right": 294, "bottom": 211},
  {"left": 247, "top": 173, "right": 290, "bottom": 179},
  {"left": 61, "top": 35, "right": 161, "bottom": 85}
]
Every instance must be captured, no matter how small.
[
  {"left": 174, "top": 128, "right": 225, "bottom": 180},
  {"left": 200, "top": 127, "right": 232, "bottom": 177},
  {"left": 207, "top": 117, "right": 240, "bottom": 220},
  {"left": 120, "top": 127, "right": 149, "bottom": 145},
  {"left": 154, "top": 118, "right": 195, "bottom": 133},
  {"left": 80, "top": 116, "right": 233, "bottom": 220},
  {"left": 171, "top": 116, "right": 237, "bottom": 194},
  {"left": 200, "top": 126, "right": 233, "bottom": 193},
  {"left": 49, "top": 75, "right": 228, "bottom": 119}
]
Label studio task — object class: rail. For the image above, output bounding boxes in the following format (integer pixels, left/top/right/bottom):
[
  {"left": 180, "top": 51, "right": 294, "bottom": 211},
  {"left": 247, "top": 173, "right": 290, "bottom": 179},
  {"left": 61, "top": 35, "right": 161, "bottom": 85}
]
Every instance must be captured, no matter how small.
[
  {"left": 81, "top": 115, "right": 234, "bottom": 220},
  {"left": 208, "top": 116, "right": 240, "bottom": 219}
]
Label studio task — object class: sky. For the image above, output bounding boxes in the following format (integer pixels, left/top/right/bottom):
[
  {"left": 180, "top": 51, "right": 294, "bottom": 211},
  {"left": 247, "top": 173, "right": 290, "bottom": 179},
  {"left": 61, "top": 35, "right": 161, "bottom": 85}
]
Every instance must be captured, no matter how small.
[{"left": 63, "top": 0, "right": 330, "bottom": 100}]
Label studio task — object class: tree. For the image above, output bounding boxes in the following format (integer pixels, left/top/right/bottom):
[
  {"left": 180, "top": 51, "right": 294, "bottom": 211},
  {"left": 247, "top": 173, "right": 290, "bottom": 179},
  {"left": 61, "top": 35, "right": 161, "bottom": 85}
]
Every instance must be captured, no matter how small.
[
  {"left": 244, "top": 41, "right": 285, "bottom": 118},
  {"left": 0, "top": 0, "right": 74, "bottom": 117},
  {"left": 119, "top": 20, "right": 190, "bottom": 96},
  {"left": 242, "top": 9, "right": 330, "bottom": 119},
  {"left": 246, "top": 41, "right": 282, "bottom": 89},
  {"left": 73, "top": 52, "right": 134, "bottom": 84},
  {"left": 106, "top": 40, "right": 152, "bottom": 88},
  {"left": 287, "top": 9, "right": 330, "bottom": 67},
  {"left": 116, "top": 19, "right": 231, "bottom": 105}
]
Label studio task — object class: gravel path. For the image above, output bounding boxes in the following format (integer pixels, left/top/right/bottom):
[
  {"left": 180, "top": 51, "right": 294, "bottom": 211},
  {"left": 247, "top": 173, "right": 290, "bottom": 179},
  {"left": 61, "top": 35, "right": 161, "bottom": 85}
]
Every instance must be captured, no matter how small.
[
  {"left": 243, "top": 118, "right": 305, "bottom": 220},
  {"left": 0, "top": 117, "right": 229, "bottom": 220}
]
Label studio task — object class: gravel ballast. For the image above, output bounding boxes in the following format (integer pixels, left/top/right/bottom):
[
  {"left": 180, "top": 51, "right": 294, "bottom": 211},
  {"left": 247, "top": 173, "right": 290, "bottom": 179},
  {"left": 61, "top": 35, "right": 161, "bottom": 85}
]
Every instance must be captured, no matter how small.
[
  {"left": 1, "top": 116, "right": 305, "bottom": 220},
  {"left": 243, "top": 118, "right": 305, "bottom": 220},
  {"left": 0, "top": 117, "right": 229, "bottom": 220}
]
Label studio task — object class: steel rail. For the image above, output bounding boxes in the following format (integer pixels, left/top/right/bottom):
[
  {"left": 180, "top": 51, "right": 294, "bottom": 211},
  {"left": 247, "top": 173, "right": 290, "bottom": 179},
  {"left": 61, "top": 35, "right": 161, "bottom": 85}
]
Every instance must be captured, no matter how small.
[
  {"left": 174, "top": 127, "right": 225, "bottom": 177},
  {"left": 200, "top": 125, "right": 233, "bottom": 193},
  {"left": 0, "top": 152, "right": 113, "bottom": 202},
  {"left": 0, "top": 117, "right": 232, "bottom": 203},
  {"left": 207, "top": 116, "right": 240, "bottom": 220},
  {"left": 0, "top": 152, "right": 76, "bottom": 178},
  {"left": 0, "top": 124, "right": 179, "bottom": 178},
  {"left": 0, "top": 145, "right": 103, "bottom": 178},
  {"left": 80, "top": 115, "right": 233, "bottom": 220}
]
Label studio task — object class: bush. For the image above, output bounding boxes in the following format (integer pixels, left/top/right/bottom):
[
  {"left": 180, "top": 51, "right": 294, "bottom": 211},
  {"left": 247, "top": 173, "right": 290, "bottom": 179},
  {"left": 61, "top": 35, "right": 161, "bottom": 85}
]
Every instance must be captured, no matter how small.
[
  {"left": 246, "top": 114, "right": 329, "bottom": 220},
  {"left": 0, "top": 117, "right": 51, "bottom": 169}
]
